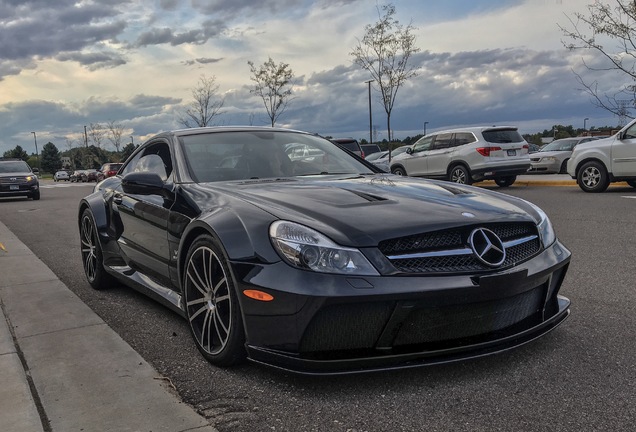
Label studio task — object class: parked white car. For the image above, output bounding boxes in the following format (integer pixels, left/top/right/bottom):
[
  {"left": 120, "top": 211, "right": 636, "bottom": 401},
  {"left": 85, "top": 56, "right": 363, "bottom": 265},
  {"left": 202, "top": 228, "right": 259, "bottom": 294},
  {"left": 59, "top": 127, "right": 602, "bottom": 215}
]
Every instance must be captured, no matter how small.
[
  {"left": 53, "top": 170, "right": 70, "bottom": 181},
  {"left": 567, "top": 119, "right": 636, "bottom": 192},
  {"left": 529, "top": 137, "right": 598, "bottom": 174},
  {"left": 389, "top": 126, "right": 531, "bottom": 187}
]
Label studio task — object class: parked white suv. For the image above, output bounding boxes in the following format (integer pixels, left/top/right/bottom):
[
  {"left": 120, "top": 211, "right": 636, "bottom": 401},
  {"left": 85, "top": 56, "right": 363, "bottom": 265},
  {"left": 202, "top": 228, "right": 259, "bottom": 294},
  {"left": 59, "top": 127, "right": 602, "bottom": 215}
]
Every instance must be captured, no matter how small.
[
  {"left": 567, "top": 118, "right": 636, "bottom": 192},
  {"left": 389, "top": 126, "right": 531, "bottom": 187}
]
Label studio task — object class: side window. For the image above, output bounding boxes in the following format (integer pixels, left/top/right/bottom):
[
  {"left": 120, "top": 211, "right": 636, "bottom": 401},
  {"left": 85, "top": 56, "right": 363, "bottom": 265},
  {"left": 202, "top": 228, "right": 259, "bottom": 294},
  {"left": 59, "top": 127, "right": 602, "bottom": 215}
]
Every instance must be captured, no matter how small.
[
  {"left": 623, "top": 124, "right": 636, "bottom": 140},
  {"left": 120, "top": 142, "right": 173, "bottom": 181},
  {"left": 454, "top": 133, "right": 476, "bottom": 147},
  {"left": 432, "top": 133, "right": 453, "bottom": 149},
  {"left": 412, "top": 136, "right": 434, "bottom": 153}
]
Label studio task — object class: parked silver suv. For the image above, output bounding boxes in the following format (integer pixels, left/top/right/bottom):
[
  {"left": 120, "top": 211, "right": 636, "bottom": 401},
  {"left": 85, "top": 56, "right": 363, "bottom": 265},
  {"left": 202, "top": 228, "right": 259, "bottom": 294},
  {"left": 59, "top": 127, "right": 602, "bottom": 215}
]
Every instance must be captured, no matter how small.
[
  {"left": 567, "top": 118, "right": 636, "bottom": 192},
  {"left": 390, "top": 126, "right": 531, "bottom": 187}
]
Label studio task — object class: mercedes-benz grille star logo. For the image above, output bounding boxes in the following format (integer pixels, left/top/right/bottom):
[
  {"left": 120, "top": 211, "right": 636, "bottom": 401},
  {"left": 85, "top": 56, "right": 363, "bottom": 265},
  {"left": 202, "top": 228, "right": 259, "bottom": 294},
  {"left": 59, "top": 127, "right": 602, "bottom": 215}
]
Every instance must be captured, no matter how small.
[{"left": 469, "top": 228, "right": 506, "bottom": 267}]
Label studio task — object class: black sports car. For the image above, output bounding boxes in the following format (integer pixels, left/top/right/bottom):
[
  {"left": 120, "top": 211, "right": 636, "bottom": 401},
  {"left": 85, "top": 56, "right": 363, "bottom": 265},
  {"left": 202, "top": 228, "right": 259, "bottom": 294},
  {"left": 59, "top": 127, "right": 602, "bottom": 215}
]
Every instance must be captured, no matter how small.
[{"left": 78, "top": 127, "right": 571, "bottom": 374}]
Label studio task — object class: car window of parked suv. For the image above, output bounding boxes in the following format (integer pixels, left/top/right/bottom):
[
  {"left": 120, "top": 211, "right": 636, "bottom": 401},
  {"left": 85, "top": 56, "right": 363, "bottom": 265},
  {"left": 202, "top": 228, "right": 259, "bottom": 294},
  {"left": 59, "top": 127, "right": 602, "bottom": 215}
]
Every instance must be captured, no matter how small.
[
  {"left": 482, "top": 129, "right": 524, "bottom": 143},
  {"left": 432, "top": 133, "right": 453, "bottom": 149},
  {"left": 454, "top": 133, "right": 477, "bottom": 146},
  {"left": 412, "top": 136, "right": 434, "bottom": 153}
]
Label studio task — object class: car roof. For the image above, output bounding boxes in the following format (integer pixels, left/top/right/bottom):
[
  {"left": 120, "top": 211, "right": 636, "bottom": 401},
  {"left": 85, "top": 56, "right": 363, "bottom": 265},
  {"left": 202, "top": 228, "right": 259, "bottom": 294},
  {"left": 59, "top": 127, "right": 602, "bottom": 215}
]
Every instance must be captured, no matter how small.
[{"left": 427, "top": 126, "right": 518, "bottom": 135}]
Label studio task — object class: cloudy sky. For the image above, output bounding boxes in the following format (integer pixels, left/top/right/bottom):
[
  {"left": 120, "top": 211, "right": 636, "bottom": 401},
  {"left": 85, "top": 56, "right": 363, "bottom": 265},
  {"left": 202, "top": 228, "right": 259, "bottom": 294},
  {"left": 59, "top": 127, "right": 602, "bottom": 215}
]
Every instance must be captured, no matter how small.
[{"left": 0, "top": 0, "right": 625, "bottom": 155}]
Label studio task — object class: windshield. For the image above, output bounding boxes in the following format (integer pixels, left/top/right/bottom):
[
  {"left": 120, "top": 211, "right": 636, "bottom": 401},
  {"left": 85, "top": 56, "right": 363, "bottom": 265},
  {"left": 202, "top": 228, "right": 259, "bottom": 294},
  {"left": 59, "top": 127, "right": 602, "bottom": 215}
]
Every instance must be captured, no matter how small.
[
  {"left": 540, "top": 139, "right": 577, "bottom": 152},
  {"left": 0, "top": 160, "right": 31, "bottom": 173},
  {"left": 180, "top": 130, "right": 375, "bottom": 182}
]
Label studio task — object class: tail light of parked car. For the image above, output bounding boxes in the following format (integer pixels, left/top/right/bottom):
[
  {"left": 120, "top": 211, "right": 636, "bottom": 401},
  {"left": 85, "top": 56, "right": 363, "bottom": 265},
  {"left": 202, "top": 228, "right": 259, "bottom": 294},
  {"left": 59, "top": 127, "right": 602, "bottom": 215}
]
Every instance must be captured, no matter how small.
[{"left": 475, "top": 146, "right": 502, "bottom": 157}]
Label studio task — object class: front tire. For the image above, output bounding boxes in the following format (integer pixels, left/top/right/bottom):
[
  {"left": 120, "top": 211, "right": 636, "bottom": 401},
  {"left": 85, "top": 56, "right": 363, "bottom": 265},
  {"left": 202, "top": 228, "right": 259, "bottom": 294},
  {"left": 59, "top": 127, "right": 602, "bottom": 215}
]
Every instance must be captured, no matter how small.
[
  {"left": 183, "top": 235, "right": 246, "bottom": 367},
  {"left": 627, "top": 180, "right": 636, "bottom": 188},
  {"left": 392, "top": 166, "right": 407, "bottom": 176},
  {"left": 31, "top": 190, "right": 40, "bottom": 200},
  {"left": 577, "top": 161, "right": 609, "bottom": 193},
  {"left": 449, "top": 165, "right": 472, "bottom": 185},
  {"left": 494, "top": 176, "right": 516, "bottom": 187},
  {"left": 80, "top": 208, "right": 115, "bottom": 290}
]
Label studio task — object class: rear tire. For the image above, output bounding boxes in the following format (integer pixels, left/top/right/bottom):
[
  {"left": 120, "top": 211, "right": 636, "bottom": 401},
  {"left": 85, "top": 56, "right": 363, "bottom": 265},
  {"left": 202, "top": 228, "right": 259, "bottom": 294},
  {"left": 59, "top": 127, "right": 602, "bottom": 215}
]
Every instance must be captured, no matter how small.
[
  {"left": 627, "top": 180, "right": 636, "bottom": 188},
  {"left": 494, "top": 176, "right": 516, "bottom": 187},
  {"left": 448, "top": 165, "right": 472, "bottom": 185},
  {"left": 577, "top": 161, "right": 609, "bottom": 193},
  {"left": 183, "top": 235, "right": 246, "bottom": 367}
]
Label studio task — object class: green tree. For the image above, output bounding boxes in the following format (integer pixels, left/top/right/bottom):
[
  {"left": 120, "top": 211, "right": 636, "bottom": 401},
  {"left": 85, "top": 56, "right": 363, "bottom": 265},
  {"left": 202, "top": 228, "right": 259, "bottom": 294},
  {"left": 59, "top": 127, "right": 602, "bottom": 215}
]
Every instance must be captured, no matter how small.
[
  {"left": 3, "top": 145, "right": 29, "bottom": 161},
  {"left": 120, "top": 143, "right": 137, "bottom": 161},
  {"left": 351, "top": 3, "right": 420, "bottom": 150},
  {"left": 40, "top": 142, "right": 62, "bottom": 173},
  {"left": 248, "top": 57, "right": 295, "bottom": 127}
]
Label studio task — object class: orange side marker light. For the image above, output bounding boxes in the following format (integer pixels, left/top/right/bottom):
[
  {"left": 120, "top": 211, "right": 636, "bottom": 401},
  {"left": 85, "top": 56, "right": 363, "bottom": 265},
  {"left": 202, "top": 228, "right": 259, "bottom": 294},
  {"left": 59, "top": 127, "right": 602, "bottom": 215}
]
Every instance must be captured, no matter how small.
[{"left": 243, "top": 290, "right": 274, "bottom": 302}]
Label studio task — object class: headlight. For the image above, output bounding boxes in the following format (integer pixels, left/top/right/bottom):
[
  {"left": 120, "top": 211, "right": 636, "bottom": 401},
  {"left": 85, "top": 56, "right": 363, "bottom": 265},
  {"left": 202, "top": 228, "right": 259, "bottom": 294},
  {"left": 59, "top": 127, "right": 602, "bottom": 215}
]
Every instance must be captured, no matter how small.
[
  {"left": 542, "top": 156, "right": 557, "bottom": 162},
  {"left": 26, "top": 176, "right": 34, "bottom": 181},
  {"left": 269, "top": 221, "right": 379, "bottom": 275},
  {"left": 527, "top": 202, "right": 556, "bottom": 247}
]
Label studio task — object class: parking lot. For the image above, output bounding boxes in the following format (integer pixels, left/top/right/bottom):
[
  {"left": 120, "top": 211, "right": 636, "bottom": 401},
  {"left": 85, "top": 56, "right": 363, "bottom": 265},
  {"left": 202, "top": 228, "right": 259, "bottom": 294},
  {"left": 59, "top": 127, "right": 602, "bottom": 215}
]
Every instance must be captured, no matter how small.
[{"left": 1, "top": 179, "right": 635, "bottom": 431}]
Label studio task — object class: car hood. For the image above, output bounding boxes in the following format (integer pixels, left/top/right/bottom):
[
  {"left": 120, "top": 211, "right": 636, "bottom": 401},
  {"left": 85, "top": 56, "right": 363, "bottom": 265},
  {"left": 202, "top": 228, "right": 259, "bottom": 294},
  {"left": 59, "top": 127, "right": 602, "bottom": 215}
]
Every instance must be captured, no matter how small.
[
  {"left": 201, "top": 174, "right": 539, "bottom": 247},
  {"left": 0, "top": 171, "right": 35, "bottom": 177},
  {"left": 532, "top": 150, "right": 570, "bottom": 158}
]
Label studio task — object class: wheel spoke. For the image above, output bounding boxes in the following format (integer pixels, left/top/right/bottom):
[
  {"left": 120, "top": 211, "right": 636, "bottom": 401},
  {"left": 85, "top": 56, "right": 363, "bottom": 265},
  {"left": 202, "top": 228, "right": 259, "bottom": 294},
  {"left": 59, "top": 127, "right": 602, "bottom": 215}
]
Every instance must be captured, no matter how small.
[
  {"left": 187, "top": 260, "right": 208, "bottom": 297},
  {"left": 189, "top": 304, "right": 208, "bottom": 322}
]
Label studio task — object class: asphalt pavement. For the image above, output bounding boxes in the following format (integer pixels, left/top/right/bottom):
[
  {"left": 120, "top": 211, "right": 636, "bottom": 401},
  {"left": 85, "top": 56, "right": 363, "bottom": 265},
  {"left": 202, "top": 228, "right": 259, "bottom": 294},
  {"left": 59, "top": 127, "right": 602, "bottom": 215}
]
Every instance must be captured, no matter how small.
[
  {"left": 0, "top": 219, "right": 218, "bottom": 431},
  {"left": 0, "top": 173, "right": 624, "bottom": 431}
]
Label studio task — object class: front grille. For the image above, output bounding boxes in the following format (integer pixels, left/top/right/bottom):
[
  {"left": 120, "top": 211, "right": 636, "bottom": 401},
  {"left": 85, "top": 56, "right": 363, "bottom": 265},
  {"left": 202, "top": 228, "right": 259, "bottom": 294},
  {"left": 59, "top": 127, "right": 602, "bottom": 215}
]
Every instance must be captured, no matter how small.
[
  {"left": 298, "top": 286, "right": 547, "bottom": 355},
  {"left": 0, "top": 177, "right": 29, "bottom": 184},
  {"left": 379, "top": 222, "right": 541, "bottom": 274},
  {"left": 393, "top": 287, "right": 544, "bottom": 346}
]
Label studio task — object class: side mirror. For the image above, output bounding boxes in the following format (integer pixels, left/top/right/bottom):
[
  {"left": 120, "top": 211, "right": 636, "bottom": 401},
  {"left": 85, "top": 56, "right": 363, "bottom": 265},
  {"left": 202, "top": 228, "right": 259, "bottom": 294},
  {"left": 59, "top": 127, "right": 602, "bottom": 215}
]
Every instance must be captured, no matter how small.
[
  {"left": 122, "top": 172, "right": 165, "bottom": 195},
  {"left": 406, "top": 147, "right": 413, "bottom": 155}
]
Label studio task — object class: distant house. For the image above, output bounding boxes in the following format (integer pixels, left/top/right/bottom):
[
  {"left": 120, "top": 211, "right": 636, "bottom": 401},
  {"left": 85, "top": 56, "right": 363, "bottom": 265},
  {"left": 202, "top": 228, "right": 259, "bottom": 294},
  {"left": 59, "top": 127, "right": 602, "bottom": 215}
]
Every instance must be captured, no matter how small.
[{"left": 61, "top": 157, "right": 71, "bottom": 169}]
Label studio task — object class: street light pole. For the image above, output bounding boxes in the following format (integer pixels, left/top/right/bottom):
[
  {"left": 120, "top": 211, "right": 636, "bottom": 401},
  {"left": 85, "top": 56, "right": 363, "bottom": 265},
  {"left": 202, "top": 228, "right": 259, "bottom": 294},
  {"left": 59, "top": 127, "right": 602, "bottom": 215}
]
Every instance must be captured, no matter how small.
[
  {"left": 365, "top": 80, "right": 373, "bottom": 146},
  {"left": 424, "top": 121, "right": 429, "bottom": 136},
  {"left": 31, "top": 131, "right": 39, "bottom": 172}
]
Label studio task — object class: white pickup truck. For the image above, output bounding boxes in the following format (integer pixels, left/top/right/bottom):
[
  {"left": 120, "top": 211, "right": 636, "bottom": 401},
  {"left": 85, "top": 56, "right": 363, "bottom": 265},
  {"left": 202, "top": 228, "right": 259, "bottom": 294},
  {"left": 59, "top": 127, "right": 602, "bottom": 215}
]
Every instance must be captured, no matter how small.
[{"left": 567, "top": 119, "right": 636, "bottom": 192}]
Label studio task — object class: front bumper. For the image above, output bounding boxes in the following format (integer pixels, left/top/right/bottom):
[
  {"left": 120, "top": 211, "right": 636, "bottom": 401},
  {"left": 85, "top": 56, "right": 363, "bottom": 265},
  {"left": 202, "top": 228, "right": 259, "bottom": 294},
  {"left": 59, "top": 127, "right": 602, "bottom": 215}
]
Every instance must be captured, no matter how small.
[
  {"left": 235, "top": 240, "right": 571, "bottom": 374},
  {"left": 471, "top": 163, "right": 531, "bottom": 181},
  {"left": 528, "top": 160, "right": 561, "bottom": 174},
  {"left": 0, "top": 182, "right": 39, "bottom": 198}
]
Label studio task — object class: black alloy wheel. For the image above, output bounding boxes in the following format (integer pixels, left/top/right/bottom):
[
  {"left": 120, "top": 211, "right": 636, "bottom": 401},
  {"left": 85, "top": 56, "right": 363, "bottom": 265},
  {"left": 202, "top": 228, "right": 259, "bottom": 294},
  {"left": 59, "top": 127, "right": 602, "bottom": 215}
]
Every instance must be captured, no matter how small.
[
  {"left": 80, "top": 208, "right": 115, "bottom": 290},
  {"left": 494, "top": 176, "right": 517, "bottom": 188},
  {"left": 183, "top": 235, "right": 245, "bottom": 366},
  {"left": 449, "top": 165, "right": 472, "bottom": 185},
  {"left": 577, "top": 161, "right": 609, "bottom": 193}
]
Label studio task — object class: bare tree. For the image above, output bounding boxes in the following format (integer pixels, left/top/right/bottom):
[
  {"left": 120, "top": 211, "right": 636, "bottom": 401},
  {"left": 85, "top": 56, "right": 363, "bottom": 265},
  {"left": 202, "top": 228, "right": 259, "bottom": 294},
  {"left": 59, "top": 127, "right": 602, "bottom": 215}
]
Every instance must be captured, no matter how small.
[
  {"left": 560, "top": 0, "right": 636, "bottom": 119},
  {"left": 88, "top": 123, "right": 106, "bottom": 148},
  {"left": 351, "top": 3, "right": 419, "bottom": 152},
  {"left": 179, "top": 75, "right": 225, "bottom": 128},
  {"left": 248, "top": 57, "right": 294, "bottom": 127},
  {"left": 107, "top": 120, "right": 125, "bottom": 152}
]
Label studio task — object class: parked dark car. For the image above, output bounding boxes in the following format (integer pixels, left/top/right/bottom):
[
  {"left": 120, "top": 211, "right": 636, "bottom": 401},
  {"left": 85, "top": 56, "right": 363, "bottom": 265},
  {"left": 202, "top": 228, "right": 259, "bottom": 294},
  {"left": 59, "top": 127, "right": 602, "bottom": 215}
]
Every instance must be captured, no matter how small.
[
  {"left": 84, "top": 169, "right": 104, "bottom": 182},
  {"left": 78, "top": 126, "right": 571, "bottom": 374},
  {"left": 100, "top": 162, "right": 123, "bottom": 178},
  {"left": 0, "top": 158, "right": 40, "bottom": 200},
  {"left": 331, "top": 138, "right": 364, "bottom": 158},
  {"left": 360, "top": 144, "right": 382, "bottom": 157}
]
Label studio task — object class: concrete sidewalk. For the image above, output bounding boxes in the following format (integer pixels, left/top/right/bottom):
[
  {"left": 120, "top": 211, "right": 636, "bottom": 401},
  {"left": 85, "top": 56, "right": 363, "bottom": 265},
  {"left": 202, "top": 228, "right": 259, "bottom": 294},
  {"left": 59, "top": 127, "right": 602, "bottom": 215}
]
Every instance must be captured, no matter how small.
[{"left": 0, "top": 220, "right": 217, "bottom": 432}]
